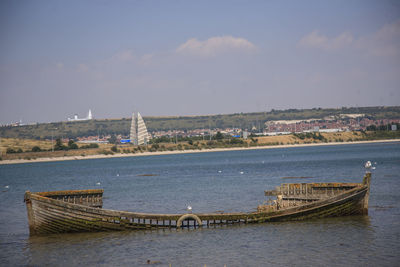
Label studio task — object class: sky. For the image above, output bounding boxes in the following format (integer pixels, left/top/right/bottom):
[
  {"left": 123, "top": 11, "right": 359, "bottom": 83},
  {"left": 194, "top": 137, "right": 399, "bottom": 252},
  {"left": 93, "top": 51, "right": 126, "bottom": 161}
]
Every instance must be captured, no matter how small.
[{"left": 0, "top": 0, "right": 399, "bottom": 124}]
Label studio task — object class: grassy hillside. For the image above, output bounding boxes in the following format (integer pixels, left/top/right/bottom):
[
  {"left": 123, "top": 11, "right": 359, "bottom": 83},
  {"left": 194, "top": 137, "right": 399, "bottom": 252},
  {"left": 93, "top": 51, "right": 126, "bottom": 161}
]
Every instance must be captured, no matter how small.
[
  {"left": 1, "top": 106, "right": 399, "bottom": 140},
  {"left": 1, "top": 131, "right": 399, "bottom": 161}
]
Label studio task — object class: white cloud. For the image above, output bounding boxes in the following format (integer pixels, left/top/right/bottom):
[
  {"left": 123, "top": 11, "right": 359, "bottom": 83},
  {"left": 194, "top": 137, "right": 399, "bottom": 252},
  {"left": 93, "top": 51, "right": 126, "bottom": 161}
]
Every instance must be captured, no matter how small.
[
  {"left": 77, "top": 63, "right": 89, "bottom": 73},
  {"left": 73, "top": 50, "right": 137, "bottom": 76},
  {"left": 298, "top": 30, "right": 353, "bottom": 51},
  {"left": 110, "top": 49, "right": 135, "bottom": 62},
  {"left": 176, "top": 36, "right": 256, "bottom": 57},
  {"left": 357, "top": 19, "right": 400, "bottom": 57},
  {"left": 374, "top": 19, "right": 400, "bottom": 41},
  {"left": 139, "top": 53, "right": 154, "bottom": 66},
  {"left": 299, "top": 20, "right": 400, "bottom": 57}
]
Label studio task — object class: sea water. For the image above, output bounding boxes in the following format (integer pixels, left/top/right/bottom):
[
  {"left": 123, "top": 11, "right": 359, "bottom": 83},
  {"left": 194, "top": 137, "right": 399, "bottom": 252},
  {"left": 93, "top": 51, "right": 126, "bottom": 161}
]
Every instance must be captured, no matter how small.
[{"left": 0, "top": 142, "right": 399, "bottom": 266}]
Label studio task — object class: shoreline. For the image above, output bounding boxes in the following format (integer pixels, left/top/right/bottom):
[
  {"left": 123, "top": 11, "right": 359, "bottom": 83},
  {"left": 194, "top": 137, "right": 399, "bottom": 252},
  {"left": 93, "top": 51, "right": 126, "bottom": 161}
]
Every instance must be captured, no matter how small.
[{"left": 1, "top": 139, "right": 399, "bottom": 165}]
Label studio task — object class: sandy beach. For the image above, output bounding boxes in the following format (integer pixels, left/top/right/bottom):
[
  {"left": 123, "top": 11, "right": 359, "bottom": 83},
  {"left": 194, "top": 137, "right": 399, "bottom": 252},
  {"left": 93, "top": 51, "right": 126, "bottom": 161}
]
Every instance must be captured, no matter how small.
[{"left": 1, "top": 139, "right": 399, "bottom": 165}]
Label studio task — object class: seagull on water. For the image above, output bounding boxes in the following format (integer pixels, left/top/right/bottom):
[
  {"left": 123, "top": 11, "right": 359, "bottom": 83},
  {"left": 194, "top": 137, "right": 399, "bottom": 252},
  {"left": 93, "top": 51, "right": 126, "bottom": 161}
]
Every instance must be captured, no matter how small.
[
  {"left": 240, "top": 171, "right": 244, "bottom": 174},
  {"left": 96, "top": 182, "right": 101, "bottom": 185},
  {"left": 4, "top": 185, "right": 9, "bottom": 189},
  {"left": 187, "top": 205, "right": 192, "bottom": 213},
  {"left": 365, "top": 161, "right": 372, "bottom": 169}
]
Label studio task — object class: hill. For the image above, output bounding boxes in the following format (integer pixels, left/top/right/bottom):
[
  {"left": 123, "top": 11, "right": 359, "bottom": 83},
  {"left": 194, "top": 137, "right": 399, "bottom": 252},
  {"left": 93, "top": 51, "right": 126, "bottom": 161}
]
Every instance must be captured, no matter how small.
[{"left": 1, "top": 106, "right": 399, "bottom": 140}]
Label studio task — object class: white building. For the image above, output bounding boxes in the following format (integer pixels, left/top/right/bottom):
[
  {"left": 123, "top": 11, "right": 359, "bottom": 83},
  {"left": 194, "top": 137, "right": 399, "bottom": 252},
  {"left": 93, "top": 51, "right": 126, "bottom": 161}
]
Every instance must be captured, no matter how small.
[
  {"left": 68, "top": 109, "right": 93, "bottom": 121},
  {"left": 130, "top": 112, "right": 150, "bottom": 145}
]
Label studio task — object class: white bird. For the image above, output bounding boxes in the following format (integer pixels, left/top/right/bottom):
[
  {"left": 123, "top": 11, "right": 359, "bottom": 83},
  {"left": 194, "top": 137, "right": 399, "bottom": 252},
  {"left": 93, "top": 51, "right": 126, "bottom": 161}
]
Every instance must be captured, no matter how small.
[
  {"left": 4, "top": 185, "right": 9, "bottom": 189},
  {"left": 187, "top": 205, "right": 192, "bottom": 213},
  {"left": 240, "top": 171, "right": 244, "bottom": 174},
  {"left": 116, "top": 173, "right": 119, "bottom": 177},
  {"left": 218, "top": 170, "right": 222, "bottom": 173},
  {"left": 96, "top": 182, "right": 101, "bottom": 185},
  {"left": 365, "top": 161, "right": 372, "bottom": 169}
]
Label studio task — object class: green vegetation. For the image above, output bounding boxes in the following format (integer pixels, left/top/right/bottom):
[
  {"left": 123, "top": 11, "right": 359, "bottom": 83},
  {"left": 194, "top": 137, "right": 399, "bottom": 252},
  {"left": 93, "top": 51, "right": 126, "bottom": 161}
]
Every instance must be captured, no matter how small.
[
  {"left": 80, "top": 143, "right": 99, "bottom": 149},
  {"left": 362, "top": 130, "right": 400, "bottom": 140},
  {"left": 0, "top": 106, "right": 399, "bottom": 140},
  {"left": 51, "top": 139, "right": 99, "bottom": 151},
  {"left": 1, "top": 129, "right": 399, "bottom": 162},
  {"left": 215, "top": 131, "right": 224, "bottom": 140},
  {"left": 68, "top": 140, "right": 78, "bottom": 149},
  {"left": 6, "top": 148, "right": 22, "bottom": 154},
  {"left": 107, "top": 134, "right": 118, "bottom": 144},
  {"left": 54, "top": 138, "right": 67, "bottom": 151},
  {"left": 31, "top": 146, "right": 42, "bottom": 152},
  {"left": 293, "top": 132, "right": 327, "bottom": 142},
  {"left": 366, "top": 123, "right": 400, "bottom": 131},
  {"left": 100, "top": 150, "right": 114, "bottom": 155}
]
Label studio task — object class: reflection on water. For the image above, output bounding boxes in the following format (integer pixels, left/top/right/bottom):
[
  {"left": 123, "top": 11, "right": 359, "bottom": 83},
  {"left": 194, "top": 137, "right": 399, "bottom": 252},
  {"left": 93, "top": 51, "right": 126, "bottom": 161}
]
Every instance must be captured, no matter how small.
[
  {"left": 26, "top": 216, "right": 375, "bottom": 266},
  {"left": 1, "top": 142, "right": 400, "bottom": 266}
]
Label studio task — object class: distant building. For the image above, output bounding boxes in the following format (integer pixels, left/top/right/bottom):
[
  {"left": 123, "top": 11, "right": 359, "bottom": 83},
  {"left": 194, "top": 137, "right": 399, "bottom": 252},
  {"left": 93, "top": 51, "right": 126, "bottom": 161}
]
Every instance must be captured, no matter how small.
[
  {"left": 68, "top": 109, "right": 93, "bottom": 121},
  {"left": 242, "top": 131, "right": 249, "bottom": 139},
  {"left": 319, "top": 128, "right": 342, "bottom": 133},
  {"left": 129, "top": 112, "right": 150, "bottom": 145},
  {"left": 264, "top": 132, "right": 291, "bottom": 136}
]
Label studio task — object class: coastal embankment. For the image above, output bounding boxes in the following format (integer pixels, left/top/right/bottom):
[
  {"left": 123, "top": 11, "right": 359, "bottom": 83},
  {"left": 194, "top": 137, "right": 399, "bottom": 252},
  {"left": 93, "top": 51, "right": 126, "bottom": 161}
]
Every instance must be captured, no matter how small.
[{"left": 1, "top": 139, "right": 399, "bottom": 165}]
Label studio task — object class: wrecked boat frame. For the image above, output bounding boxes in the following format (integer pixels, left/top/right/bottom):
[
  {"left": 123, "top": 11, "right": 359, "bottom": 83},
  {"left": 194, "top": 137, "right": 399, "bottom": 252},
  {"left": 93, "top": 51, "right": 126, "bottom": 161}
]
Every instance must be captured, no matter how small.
[{"left": 24, "top": 173, "right": 371, "bottom": 235}]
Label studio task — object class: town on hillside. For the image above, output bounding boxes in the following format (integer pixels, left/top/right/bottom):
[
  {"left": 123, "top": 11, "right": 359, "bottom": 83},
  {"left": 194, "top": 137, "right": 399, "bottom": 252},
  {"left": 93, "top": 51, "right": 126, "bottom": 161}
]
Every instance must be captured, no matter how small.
[
  {"left": 1, "top": 107, "right": 399, "bottom": 145},
  {"left": 70, "top": 113, "right": 400, "bottom": 144}
]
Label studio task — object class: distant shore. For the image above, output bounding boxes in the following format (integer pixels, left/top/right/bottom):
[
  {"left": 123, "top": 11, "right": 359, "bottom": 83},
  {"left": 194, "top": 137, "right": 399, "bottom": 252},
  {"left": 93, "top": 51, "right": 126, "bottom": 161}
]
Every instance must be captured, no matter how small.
[{"left": 1, "top": 139, "right": 399, "bottom": 165}]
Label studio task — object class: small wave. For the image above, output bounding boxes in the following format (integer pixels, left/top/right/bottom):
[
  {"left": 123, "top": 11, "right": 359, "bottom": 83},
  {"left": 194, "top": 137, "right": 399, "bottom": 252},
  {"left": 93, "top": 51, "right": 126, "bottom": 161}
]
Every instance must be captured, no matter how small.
[
  {"left": 370, "top": 205, "right": 395, "bottom": 211},
  {"left": 281, "top": 176, "right": 314, "bottom": 179}
]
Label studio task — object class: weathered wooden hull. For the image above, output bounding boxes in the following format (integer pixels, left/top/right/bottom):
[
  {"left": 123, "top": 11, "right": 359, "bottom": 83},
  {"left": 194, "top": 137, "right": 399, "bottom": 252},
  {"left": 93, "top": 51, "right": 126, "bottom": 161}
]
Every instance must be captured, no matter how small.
[
  {"left": 24, "top": 173, "right": 371, "bottom": 235},
  {"left": 258, "top": 185, "right": 369, "bottom": 222}
]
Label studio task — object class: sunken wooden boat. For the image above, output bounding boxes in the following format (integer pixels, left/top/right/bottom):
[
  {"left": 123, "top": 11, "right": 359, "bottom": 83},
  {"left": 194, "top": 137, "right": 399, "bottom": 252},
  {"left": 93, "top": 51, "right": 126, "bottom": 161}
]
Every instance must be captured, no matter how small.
[{"left": 24, "top": 172, "right": 371, "bottom": 235}]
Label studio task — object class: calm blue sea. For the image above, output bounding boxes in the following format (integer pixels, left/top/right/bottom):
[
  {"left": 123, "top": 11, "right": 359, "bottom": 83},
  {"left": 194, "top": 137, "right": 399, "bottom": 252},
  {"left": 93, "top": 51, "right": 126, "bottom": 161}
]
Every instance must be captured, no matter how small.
[{"left": 0, "top": 142, "right": 399, "bottom": 266}]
